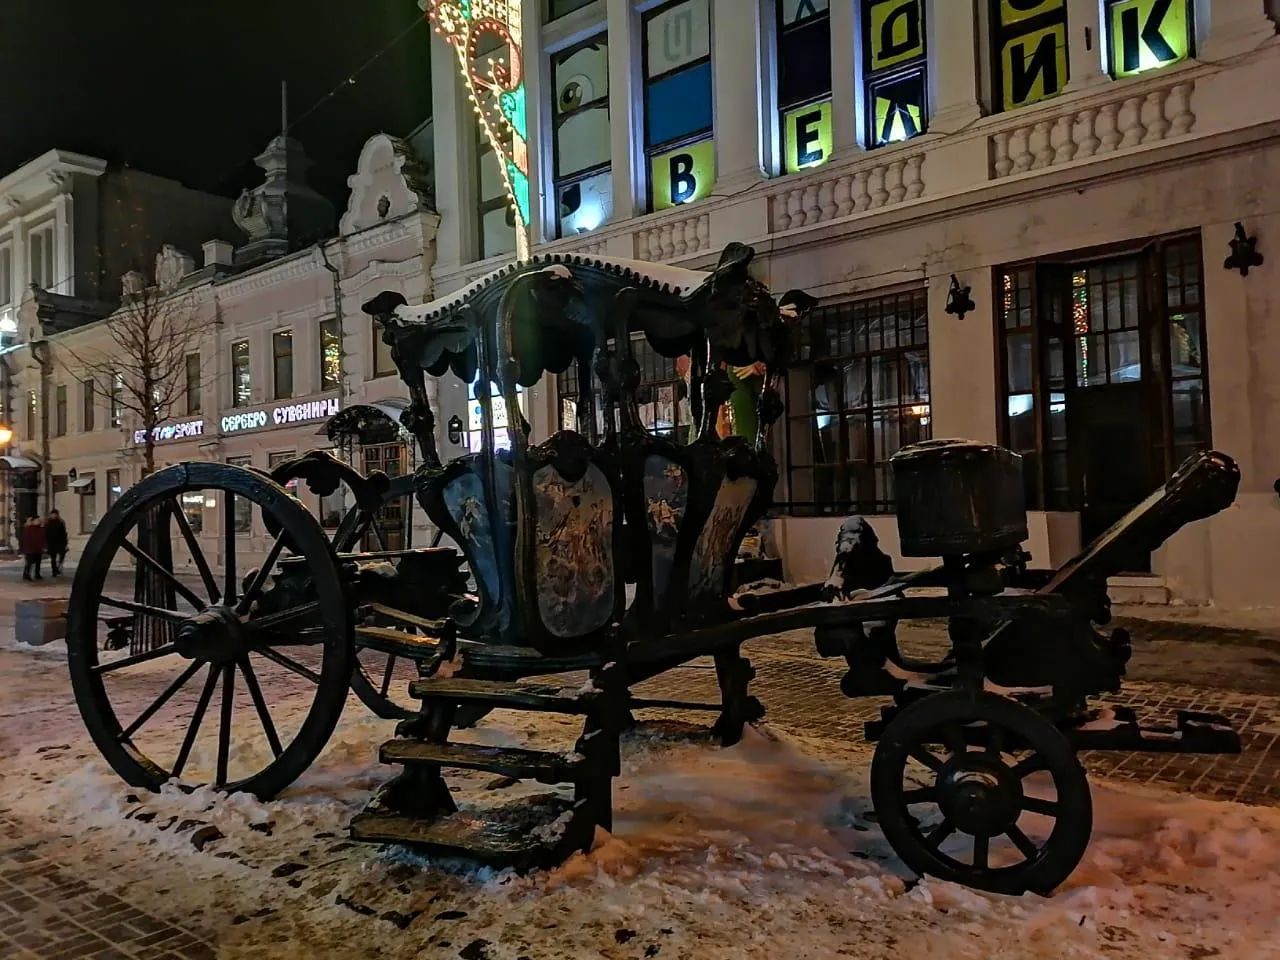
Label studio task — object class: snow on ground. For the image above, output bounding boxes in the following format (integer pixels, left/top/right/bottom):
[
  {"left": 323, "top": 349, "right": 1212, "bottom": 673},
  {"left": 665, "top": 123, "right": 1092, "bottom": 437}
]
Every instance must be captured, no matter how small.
[{"left": 3, "top": 637, "right": 1280, "bottom": 959}]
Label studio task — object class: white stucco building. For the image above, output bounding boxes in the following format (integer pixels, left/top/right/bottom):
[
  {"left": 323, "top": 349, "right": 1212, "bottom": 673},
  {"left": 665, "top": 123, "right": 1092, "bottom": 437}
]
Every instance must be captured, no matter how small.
[{"left": 419, "top": 0, "right": 1280, "bottom": 610}]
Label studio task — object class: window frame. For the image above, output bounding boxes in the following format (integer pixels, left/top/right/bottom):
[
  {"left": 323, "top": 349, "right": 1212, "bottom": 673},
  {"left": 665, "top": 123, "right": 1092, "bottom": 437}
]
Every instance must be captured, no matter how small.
[
  {"left": 776, "top": 0, "right": 834, "bottom": 174},
  {"left": 185, "top": 353, "right": 202, "bottom": 414},
  {"left": 25, "top": 389, "right": 36, "bottom": 440},
  {"left": 81, "top": 379, "right": 95, "bottom": 432},
  {"left": 989, "top": 0, "right": 1070, "bottom": 114},
  {"left": 272, "top": 329, "right": 294, "bottom": 400},
  {"left": 0, "top": 243, "right": 11, "bottom": 305},
  {"left": 231, "top": 339, "right": 251, "bottom": 408},
  {"left": 105, "top": 468, "right": 122, "bottom": 511},
  {"left": 226, "top": 455, "right": 255, "bottom": 534},
  {"left": 372, "top": 317, "right": 397, "bottom": 378},
  {"left": 27, "top": 221, "right": 55, "bottom": 290},
  {"left": 54, "top": 384, "right": 67, "bottom": 438},
  {"left": 319, "top": 317, "right": 342, "bottom": 392},
  {"left": 780, "top": 287, "right": 933, "bottom": 516},
  {"left": 476, "top": 140, "right": 518, "bottom": 261},
  {"left": 641, "top": 0, "right": 716, "bottom": 211},
  {"left": 79, "top": 473, "right": 97, "bottom": 534},
  {"left": 549, "top": 30, "right": 612, "bottom": 239},
  {"left": 109, "top": 372, "right": 124, "bottom": 429},
  {"left": 860, "top": 0, "right": 929, "bottom": 149}
]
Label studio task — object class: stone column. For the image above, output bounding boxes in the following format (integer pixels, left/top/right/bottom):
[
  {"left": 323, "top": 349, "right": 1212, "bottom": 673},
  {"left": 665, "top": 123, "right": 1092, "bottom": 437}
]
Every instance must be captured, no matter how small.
[
  {"left": 9, "top": 213, "right": 27, "bottom": 306},
  {"left": 929, "top": 0, "right": 984, "bottom": 132},
  {"left": 606, "top": 0, "right": 640, "bottom": 220},
  {"left": 1063, "top": 0, "right": 1108, "bottom": 91},
  {"left": 1199, "top": 0, "right": 1276, "bottom": 61},
  {"left": 712, "top": 0, "right": 766, "bottom": 188},
  {"left": 430, "top": 32, "right": 478, "bottom": 269},
  {"left": 52, "top": 193, "right": 74, "bottom": 297},
  {"left": 830, "top": 0, "right": 861, "bottom": 154}
]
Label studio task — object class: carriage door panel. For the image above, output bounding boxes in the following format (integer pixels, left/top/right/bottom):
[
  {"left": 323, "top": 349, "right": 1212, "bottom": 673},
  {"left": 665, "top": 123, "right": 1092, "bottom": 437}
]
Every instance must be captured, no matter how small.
[{"left": 643, "top": 455, "right": 689, "bottom": 606}]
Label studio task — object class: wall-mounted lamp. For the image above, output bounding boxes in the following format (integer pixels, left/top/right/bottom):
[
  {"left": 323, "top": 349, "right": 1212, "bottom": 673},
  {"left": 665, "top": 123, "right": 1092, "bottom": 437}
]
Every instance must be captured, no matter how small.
[
  {"left": 1224, "top": 222, "right": 1264, "bottom": 277},
  {"left": 447, "top": 415, "right": 464, "bottom": 446},
  {"left": 944, "top": 275, "right": 975, "bottom": 320}
]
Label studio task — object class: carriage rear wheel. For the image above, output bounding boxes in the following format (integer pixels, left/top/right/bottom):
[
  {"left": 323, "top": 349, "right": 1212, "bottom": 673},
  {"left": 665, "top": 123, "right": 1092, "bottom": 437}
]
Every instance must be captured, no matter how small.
[
  {"left": 66, "top": 463, "right": 353, "bottom": 800},
  {"left": 870, "top": 690, "right": 1093, "bottom": 896}
]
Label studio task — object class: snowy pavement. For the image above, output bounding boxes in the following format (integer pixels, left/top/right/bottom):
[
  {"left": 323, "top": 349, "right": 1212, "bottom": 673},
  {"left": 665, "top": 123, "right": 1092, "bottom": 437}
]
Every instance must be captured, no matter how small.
[{"left": 2, "top": 624, "right": 1280, "bottom": 958}]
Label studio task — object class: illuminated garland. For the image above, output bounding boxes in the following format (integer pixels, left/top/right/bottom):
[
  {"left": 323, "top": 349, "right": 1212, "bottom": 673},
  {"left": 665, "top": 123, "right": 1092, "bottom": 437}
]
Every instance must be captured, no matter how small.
[{"left": 427, "top": 0, "right": 531, "bottom": 260}]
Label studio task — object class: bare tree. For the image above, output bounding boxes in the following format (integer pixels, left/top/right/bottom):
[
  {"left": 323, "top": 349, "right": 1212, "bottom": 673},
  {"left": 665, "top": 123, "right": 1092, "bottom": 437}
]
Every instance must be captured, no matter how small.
[{"left": 60, "top": 273, "right": 202, "bottom": 477}]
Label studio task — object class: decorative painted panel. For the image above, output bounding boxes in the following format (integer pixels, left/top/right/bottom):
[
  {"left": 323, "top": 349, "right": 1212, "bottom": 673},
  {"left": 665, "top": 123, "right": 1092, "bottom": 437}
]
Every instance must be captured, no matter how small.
[
  {"left": 643, "top": 454, "right": 689, "bottom": 604},
  {"left": 439, "top": 459, "right": 516, "bottom": 634},
  {"left": 530, "top": 462, "right": 617, "bottom": 637},
  {"left": 687, "top": 475, "right": 758, "bottom": 604}
]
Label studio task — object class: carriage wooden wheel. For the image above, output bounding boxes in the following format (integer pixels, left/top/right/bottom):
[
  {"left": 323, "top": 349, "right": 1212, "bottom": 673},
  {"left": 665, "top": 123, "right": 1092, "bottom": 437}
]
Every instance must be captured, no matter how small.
[
  {"left": 870, "top": 690, "right": 1093, "bottom": 896},
  {"left": 66, "top": 463, "right": 353, "bottom": 800}
]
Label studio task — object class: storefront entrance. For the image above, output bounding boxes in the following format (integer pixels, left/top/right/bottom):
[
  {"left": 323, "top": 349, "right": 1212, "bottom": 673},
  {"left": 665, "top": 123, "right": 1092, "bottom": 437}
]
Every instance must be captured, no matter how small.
[
  {"left": 999, "top": 235, "right": 1209, "bottom": 573},
  {"left": 361, "top": 441, "right": 410, "bottom": 551}
]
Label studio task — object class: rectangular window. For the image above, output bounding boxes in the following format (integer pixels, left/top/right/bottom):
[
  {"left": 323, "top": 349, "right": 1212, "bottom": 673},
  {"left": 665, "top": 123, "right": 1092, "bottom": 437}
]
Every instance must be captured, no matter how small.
[
  {"left": 644, "top": 0, "right": 716, "bottom": 211},
  {"left": 110, "top": 372, "right": 124, "bottom": 428},
  {"left": 272, "top": 330, "right": 294, "bottom": 400},
  {"left": 0, "top": 244, "right": 11, "bottom": 305},
  {"left": 28, "top": 222, "right": 55, "bottom": 289},
  {"left": 227, "top": 456, "right": 254, "bottom": 533},
  {"left": 81, "top": 380, "right": 94, "bottom": 432},
  {"left": 556, "top": 335, "right": 694, "bottom": 442},
  {"left": 373, "top": 319, "right": 396, "bottom": 378},
  {"left": 552, "top": 34, "right": 613, "bottom": 238},
  {"left": 25, "top": 389, "right": 36, "bottom": 440},
  {"left": 861, "top": 0, "right": 927, "bottom": 147},
  {"left": 185, "top": 354, "right": 202, "bottom": 414},
  {"left": 778, "top": 0, "right": 833, "bottom": 173},
  {"left": 180, "top": 491, "right": 205, "bottom": 534},
  {"left": 1105, "top": 0, "right": 1192, "bottom": 79},
  {"left": 319, "top": 449, "right": 346, "bottom": 529},
  {"left": 992, "top": 0, "right": 1068, "bottom": 113},
  {"left": 79, "top": 474, "right": 97, "bottom": 533},
  {"left": 782, "top": 289, "right": 931, "bottom": 514},
  {"left": 231, "top": 339, "right": 251, "bottom": 407},
  {"left": 268, "top": 452, "right": 299, "bottom": 494},
  {"left": 465, "top": 376, "right": 528, "bottom": 453},
  {"left": 319, "top": 317, "right": 341, "bottom": 392},
  {"left": 546, "top": 0, "right": 595, "bottom": 20},
  {"left": 106, "top": 469, "right": 122, "bottom": 510},
  {"left": 478, "top": 141, "right": 518, "bottom": 260},
  {"left": 54, "top": 385, "right": 67, "bottom": 437}
]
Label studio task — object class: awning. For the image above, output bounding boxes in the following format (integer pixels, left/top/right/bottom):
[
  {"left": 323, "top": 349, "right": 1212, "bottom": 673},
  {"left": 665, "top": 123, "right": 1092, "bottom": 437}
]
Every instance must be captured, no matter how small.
[
  {"left": 0, "top": 456, "right": 39, "bottom": 470},
  {"left": 320, "top": 399, "right": 412, "bottom": 445},
  {"left": 69, "top": 476, "right": 95, "bottom": 493}
]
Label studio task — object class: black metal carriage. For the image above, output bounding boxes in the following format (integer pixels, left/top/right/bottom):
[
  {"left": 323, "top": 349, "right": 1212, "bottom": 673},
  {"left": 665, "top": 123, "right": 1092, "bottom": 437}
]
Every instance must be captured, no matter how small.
[{"left": 65, "top": 243, "right": 1243, "bottom": 896}]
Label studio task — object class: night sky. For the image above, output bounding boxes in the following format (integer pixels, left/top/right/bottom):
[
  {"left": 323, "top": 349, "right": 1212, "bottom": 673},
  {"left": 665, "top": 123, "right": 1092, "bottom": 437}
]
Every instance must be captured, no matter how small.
[{"left": 1, "top": 0, "right": 434, "bottom": 209}]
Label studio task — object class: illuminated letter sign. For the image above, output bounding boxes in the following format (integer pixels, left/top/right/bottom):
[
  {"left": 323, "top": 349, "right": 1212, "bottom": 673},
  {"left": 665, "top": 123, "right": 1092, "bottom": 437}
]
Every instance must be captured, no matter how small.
[
  {"left": 428, "top": 1, "right": 531, "bottom": 259},
  {"left": 783, "top": 100, "right": 833, "bottom": 173},
  {"left": 995, "top": 0, "right": 1067, "bottom": 111},
  {"left": 1107, "top": 0, "right": 1190, "bottom": 79},
  {"left": 1000, "top": 0, "right": 1063, "bottom": 25},
  {"left": 868, "top": 0, "right": 924, "bottom": 72},
  {"left": 650, "top": 139, "right": 716, "bottom": 211}
]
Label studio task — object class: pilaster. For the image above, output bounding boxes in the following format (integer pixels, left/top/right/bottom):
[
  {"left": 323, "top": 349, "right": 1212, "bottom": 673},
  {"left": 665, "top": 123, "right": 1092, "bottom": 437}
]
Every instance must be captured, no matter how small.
[
  {"left": 1199, "top": 0, "right": 1277, "bottom": 61},
  {"left": 430, "top": 32, "right": 479, "bottom": 270},
  {"left": 1063, "top": 0, "right": 1108, "bottom": 92},
  {"left": 606, "top": 0, "right": 640, "bottom": 219},
  {"left": 831, "top": 0, "right": 861, "bottom": 154},
  {"left": 929, "top": 0, "right": 985, "bottom": 132},
  {"left": 711, "top": 0, "right": 767, "bottom": 189}
]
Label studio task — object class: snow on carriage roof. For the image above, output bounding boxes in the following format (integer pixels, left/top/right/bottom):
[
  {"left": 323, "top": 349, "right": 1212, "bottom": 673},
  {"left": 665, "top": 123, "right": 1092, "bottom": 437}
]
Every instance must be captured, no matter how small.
[{"left": 392, "top": 253, "right": 714, "bottom": 325}]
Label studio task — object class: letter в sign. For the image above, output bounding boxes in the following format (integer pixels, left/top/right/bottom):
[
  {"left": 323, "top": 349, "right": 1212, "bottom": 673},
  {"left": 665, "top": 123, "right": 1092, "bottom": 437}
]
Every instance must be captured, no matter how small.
[{"left": 649, "top": 138, "right": 716, "bottom": 211}]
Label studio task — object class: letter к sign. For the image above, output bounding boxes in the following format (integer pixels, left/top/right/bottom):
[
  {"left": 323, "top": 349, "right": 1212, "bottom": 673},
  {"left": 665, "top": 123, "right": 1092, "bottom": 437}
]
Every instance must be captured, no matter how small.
[{"left": 1107, "top": 0, "right": 1190, "bottom": 79}]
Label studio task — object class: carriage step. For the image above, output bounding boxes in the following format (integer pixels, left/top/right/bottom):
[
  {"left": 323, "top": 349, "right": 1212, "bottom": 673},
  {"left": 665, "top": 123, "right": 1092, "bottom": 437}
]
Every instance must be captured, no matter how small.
[
  {"left": 350, "top": 790, "right": 592, "bottom": 872},
  {"left": 408, "top": 678, "right": 601, "bottom": 713},
  {"left": 379, "top": 739, "right": 588, "bottom": 783},
  {"left": 355, "top": 625, "right": 451, "bottom": 659},
  {"left": 1065, "top": 707, "right": 1242, "bottom": 754}
]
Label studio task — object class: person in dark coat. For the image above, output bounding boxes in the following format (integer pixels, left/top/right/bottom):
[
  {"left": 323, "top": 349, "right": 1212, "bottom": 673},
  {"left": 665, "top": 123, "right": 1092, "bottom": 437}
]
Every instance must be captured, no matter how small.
[
  {"left": 45, "top": 509, "right": 68, "bottom": 577},
  {"left": 21, "top": 516, "right": 45, "bottom": 581}
]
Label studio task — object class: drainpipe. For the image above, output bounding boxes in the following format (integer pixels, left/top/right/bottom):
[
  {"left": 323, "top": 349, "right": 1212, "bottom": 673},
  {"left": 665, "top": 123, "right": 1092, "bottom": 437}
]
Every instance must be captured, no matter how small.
[{"left": 31, "top": 339, "right": 52, "bottom": 514}]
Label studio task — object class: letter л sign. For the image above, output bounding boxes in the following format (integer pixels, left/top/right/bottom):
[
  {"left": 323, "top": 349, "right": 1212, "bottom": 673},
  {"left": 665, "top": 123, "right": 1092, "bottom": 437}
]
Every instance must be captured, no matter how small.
[
  {"left": 650, "top": 138, "right": 716, "bottom": 211},
  {"left": 1107, "top": 0, "right": 1190, "bottom": 79},
  {"left": 783, "top": 100, "right": 833, "bottom": 173}
]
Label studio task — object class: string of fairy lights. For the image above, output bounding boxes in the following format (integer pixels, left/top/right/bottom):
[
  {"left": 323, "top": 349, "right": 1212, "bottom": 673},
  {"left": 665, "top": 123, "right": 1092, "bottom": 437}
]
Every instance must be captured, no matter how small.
[{"left": 426, "top": 0, "right": 532, "bottom": 261}]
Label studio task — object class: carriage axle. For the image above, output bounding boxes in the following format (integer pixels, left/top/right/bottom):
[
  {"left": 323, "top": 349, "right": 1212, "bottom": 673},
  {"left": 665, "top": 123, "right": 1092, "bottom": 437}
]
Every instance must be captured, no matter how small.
[{"left": 174, "top": 608, "right": 250, "bottom": 663}]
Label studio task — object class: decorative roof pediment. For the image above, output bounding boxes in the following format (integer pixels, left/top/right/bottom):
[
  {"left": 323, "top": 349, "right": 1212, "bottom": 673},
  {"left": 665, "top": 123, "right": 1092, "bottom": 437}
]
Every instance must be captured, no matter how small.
[{"left": 341, "top": 133, "right": 435, "bottom": 236}]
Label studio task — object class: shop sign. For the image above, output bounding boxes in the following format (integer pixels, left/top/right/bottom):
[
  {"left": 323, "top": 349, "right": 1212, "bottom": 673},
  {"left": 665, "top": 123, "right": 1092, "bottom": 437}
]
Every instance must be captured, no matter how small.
[
  {"left": 221, "top": 397, "right": 341, "bottom": 435},
  {"left": 133, "top": 419, "right": 205, "bottom": 445}
]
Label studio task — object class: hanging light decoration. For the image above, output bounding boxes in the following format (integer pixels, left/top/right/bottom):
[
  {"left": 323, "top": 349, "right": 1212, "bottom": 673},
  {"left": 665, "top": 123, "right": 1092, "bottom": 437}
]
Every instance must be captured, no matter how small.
[{"left": 427, "top": 0, "right": 531, "bottom": 260}]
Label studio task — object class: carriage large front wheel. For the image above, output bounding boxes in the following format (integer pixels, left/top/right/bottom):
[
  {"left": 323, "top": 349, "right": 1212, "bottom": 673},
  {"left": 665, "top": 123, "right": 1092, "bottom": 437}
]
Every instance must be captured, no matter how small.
[{"left": 67, "top": 463, "right": 353, "bottom": 800}]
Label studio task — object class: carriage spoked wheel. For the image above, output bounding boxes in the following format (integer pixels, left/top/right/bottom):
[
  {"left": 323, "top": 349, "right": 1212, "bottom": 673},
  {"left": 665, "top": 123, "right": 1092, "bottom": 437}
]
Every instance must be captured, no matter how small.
[
  {"left": 869, "top": 690, "right": 1093, "bottom": 896},
  {"left": 266, "top": 453, "right": 423, "bottom": 722},
  {"left": 66, "top": 463, "right": 353, "bottom": 800}
]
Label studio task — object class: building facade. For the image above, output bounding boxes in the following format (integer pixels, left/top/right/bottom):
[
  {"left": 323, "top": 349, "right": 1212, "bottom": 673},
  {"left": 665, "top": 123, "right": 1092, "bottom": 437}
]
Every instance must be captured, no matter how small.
[
  {"left": 423, "top": 0, "right": 1280, "bottom": 609},
  {"left": 2, "top": 133, "right": 441, "bottom": 576}
]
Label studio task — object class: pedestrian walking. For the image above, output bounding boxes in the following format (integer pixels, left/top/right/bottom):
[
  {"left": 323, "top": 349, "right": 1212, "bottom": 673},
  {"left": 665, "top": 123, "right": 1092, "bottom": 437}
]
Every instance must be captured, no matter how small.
[
  {"left": 21, "top": 516, "right": 45, "bottom": 581},
  {"left": 45, "top": 509, "right": 68, "bottom": 577}
]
